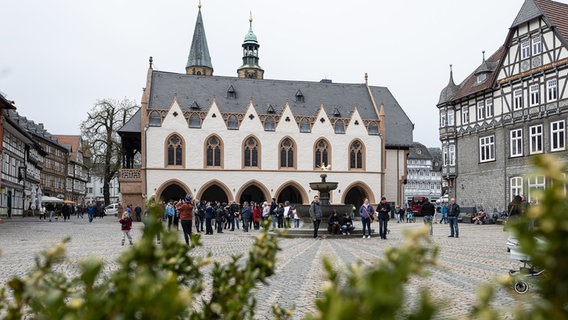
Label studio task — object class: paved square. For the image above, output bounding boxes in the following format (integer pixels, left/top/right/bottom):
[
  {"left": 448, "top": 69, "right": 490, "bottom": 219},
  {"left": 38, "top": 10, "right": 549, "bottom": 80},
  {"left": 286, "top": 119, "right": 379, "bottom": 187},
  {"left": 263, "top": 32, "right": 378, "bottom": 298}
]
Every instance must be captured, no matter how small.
[{"left": 0, "top": 217, "right": 520, "bottom": 319}]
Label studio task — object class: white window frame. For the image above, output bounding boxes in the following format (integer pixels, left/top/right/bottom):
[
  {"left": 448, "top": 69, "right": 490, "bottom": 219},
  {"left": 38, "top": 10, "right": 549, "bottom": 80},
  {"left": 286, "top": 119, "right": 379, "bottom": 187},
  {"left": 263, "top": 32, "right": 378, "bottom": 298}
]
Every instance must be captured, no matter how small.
[
  {"left": 447, "top": 110, "right": 454, "bottom": 126},
  {"left": 532, "top": 35, "right": 542, "bottom": 55},
  {"left": 513, "top": 89, "right": 523, "bottom": 110},
  {"left": 547, "top": 79, "right": 558, "bottom": 102},
  {"left": 485, "top": 99, "right": 494, "bottom": 118},
  {"left": 529, "top": 124, "right": 543, "bottom": 154},
  {"left": 477, "top": 73, "right": 487, "bottom": 84},
  {"left": 449, "top": 144, "right": 456, "bottom": 166},
  {"left": 510, "top": 176, "right": 523, "bottom": 201},
  {"left": 521, "top": 40, "right": 530, "bottom": 59},
  {"left": 477, "top": 101, "right": 485, "bottom": 120},
  {"left": 479, "top": 135, "right": 495, "bottom": 162},
  {"left": 462, "top": 106, "right": 469, "bottom": 124},
  {"left": 442, "top": 144, "right": 448, "bottom": 166},
  {"left": 530, "top": 84, "right": 540, "bottom": 106},
  {"left": 510, "top": 128, "right": 523, "bottom": 157},
  {"left": 528, "top": 175, "right": 546, "bottom": 204},
  {"left": 551, "top": 120, "right": 566, "bottom": 152},
  {"left": 440, "top": 111, "right": 446, "bottom": 127}
]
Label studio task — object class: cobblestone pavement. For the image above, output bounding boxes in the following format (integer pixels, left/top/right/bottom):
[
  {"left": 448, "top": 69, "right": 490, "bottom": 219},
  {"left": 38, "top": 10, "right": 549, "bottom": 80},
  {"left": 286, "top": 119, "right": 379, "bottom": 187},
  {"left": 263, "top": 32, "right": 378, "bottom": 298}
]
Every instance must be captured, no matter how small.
[{"left": 0, "top": 217, "right": 521, "bottom": 319}]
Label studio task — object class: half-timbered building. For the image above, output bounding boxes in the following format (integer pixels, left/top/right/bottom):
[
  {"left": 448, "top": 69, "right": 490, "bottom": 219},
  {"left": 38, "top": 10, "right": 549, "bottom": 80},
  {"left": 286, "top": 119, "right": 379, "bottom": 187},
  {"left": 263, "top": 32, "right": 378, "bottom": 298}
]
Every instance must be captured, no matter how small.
[{"left": 437, "top": 0, "right": 568, "bottom": 212}]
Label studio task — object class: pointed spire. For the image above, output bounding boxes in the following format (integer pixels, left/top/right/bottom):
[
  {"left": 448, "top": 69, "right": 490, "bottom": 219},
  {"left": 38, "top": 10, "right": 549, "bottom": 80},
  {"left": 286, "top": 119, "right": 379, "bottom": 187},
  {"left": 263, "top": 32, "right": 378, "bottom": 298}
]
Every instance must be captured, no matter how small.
[
  {"left": 186, "top": 2, "right": 213, "bottom": 76},
  {"left": 438, "top": 64, "right": 459, "bottom": 105}
]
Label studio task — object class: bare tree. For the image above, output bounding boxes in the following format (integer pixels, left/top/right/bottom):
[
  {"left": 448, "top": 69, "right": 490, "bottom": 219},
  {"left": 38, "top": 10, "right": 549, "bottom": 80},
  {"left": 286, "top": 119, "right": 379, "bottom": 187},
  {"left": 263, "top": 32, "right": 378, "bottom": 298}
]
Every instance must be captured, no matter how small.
[{"left": 81, "top": 98, "right": 138, "bottom": 206}]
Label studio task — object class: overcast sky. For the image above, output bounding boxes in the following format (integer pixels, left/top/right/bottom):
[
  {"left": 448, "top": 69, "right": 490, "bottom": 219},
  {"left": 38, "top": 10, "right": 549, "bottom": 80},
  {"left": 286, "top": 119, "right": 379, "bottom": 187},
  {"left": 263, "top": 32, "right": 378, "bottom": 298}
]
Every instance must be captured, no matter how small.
[{"left": 1, "top": 0, "right": 531, "bottom": 148}]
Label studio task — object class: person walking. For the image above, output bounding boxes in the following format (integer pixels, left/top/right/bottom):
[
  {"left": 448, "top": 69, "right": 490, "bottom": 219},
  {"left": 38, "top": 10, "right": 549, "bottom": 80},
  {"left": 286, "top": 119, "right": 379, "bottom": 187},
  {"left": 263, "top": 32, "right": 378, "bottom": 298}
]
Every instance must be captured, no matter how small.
[
  {"left": 204, "top": 201, "right": 214, "bottom": 235},
  {"left": 439, "top": 202, "right": 448, "bottom": 224},
  {"left": 119, "top": 211, "right": 133, "bottom": 246},
  {"left": 165, "top": 201, "right": 175, "bottom": 230},
  {"left": 134, "top": 205, "right": 142, "bottom": 222},
  {"left": 421, "top": 198, "right": 435, "bottom": 236},
  {"left": 359, "top": 198, "right": 374, "bottom": 239},
  {"left": 376, "top": 197, "right": 392, "bottom": 239},
  {"left": 87, "top": 203, "right": 96, "bottom": 223},
  {"left": 177, "top": 194, "right": 194, "bottom": 246},
  {"left": 447, "top": 197, "right": 460, "bottom": 238},
  {"left": 309, "top": 195, "right": 322, "bottom": 239}
]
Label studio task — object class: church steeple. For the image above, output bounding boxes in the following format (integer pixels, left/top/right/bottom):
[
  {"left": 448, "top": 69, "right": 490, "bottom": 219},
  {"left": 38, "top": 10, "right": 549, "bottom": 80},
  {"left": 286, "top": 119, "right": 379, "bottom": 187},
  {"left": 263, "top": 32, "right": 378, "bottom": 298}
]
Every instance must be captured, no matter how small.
[
  {"left": 237, "top": 12, "right": 264, "bottom": 79},
  {"left": 186, "top": 1, "right": 213, "bottom": 76}
]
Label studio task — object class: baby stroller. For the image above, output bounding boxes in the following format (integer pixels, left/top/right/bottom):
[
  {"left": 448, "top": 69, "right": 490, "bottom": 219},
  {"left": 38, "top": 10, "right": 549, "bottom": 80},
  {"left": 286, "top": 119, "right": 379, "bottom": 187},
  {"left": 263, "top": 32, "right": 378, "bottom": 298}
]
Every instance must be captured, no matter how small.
[
  {"left": 507, "top": 235, "right": 544, "bottom": 294},
  {"left": 406, "top": 211, "right": 415, "bottom": 223}
]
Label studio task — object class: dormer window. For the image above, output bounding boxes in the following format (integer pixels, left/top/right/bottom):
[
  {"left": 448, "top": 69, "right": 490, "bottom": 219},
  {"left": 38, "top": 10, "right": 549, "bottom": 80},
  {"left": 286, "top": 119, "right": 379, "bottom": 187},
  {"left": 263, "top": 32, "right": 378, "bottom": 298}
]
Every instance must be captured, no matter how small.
[
  {"left": 149, "top": 111, "right": 162, "bottom": 127},
  {"left": 476, "top": 73, "right": 487, "bottom": 84},
  {"left": 295, "top": 90, "right": 305, "bottom": 103},
  {"left": 190, "top": 101, "right": 201, "bottom": 110},
  {"left": 333, "top": 107, "right": 341, "bottom": 117},
  {"left": 227, "top": 85, "right": 237, "bottom": 99},
  {"left": 264, "top": 117, "right": 275, "bottom": 131},
  {"left": 267, "top": 105, "right": 275, "bottom": 114}
]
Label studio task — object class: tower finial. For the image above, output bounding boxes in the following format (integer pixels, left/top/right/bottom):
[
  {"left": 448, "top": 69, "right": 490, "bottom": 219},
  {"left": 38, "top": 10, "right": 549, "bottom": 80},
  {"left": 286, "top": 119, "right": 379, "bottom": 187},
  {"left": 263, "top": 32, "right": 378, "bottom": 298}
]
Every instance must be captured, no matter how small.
[
  {"left": 249, "top": 10, "right": 253, "bottom": 27},
  {"left": 364, "top": 72, "right": 368, "bottom": 85},
  {"left": 482, "top": 50, "right": 486, "bottom": 62},
  {"left": 149, "top": 56, "right": 153, "bottom": 69},
  {"left": 450, "top": 64, "right": 453, "bottom": 72},
  {"left": 198, "top": 0, "right": 202, "bottom": 9}
]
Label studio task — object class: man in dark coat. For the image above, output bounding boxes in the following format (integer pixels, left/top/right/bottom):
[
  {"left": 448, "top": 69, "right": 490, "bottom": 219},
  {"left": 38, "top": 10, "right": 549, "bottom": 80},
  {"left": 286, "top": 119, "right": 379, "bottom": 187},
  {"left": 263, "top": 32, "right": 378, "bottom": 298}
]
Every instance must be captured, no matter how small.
[{"left": 421, "top": 198, "right": 436, "bottom": 236}]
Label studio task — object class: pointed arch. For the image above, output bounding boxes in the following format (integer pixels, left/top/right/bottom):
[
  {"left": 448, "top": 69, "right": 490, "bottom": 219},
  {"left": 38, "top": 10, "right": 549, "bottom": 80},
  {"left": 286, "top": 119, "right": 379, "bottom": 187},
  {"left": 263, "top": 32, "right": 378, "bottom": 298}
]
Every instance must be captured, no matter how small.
[
  {"left": 367, "top": 121, "right": 379, "bottom": 135},
  {"left": 313, "top": 138, "right": 332, "bottom": 169},
  {"left": 242, "top": 135, "right": 261, "bottom": 169},
  {"left": 264, "top": 116, "right": 275, "bottom": 131},
  {"left": 334, "top": 120, "right": 345, "bottom": 134},
  {"left": 149, "top": 110, "right": 162, "bottom": 127},
  {"left": 342, "top": 181, "right": 376, "bottom": 207},
  {"left": 227, "top": 114, "right": 239, "bottom": 129},
  {"left": 165, "top": 133, "right": 185, "bottom": 167},
  {"left": 155, "top": 179, "right": 191, "bottom": 202},
  {"left": 189, "top": 113, "right": 201, "bottom": 128},
  {"left": 299, "top": 118, "right": 311, "bottom": 133},
  {"left": 274, "top": 180, "right": 308, "bottom": 205},
  {"left": 349, "top": 139, "right": 365, "bottom": 170},
  {"left": 204, "top": 134, "right": 223, "bottom": 168},
  {"left": 279, "top": 136, "right": 296, "bottom": 169},
  {"left": 235, "top": 180, "right": 271, "bottom": 205},
  {"left": 197, "top": 179, "right": 233, "bottom": 203}
]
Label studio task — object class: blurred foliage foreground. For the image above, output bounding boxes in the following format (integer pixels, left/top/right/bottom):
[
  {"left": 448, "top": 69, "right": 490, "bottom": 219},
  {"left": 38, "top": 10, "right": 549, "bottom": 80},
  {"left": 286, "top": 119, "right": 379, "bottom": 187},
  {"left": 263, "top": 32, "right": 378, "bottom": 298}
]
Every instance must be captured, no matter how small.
[{"left": 1, "top": 155, "right": 567, "bottom": 319}]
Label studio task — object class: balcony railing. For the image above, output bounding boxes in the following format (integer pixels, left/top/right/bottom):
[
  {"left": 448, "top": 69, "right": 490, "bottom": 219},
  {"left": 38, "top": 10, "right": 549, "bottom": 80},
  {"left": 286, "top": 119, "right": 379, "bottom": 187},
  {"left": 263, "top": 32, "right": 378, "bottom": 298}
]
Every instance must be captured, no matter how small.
[{"left": 120, "top": 168, "right": 141, "bottom": 181}]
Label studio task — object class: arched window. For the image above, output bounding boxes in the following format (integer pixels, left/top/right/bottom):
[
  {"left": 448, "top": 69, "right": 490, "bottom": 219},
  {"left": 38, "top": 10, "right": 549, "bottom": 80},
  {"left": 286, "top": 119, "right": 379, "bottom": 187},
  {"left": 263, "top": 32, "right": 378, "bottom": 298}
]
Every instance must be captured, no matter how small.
[
  {"left": 264, "top": 117, "right": 275, "bottom": 131},
  {"left": 189, "top": 114, "right": 201, "bottom": 128},
  {"left": 228, "top": 115, "right": 239, "bottom": 130},
  {"left": 243, "top": 137, "right": 260, "bottom": 168},
  {"left": 206, "top": 136, "right": 222, "bottom": 167},
  {"left": 368, "top": 122, "right": 379, "bottom": 135},
  {"left": 334, "top": 120, "right": 345, "bottom": 134},
  {"left": 149, "top": 111, "right": 162, "bottom": 127},
  {"left": 166, "top": 134, "right": 183, "bottom": 166},
  {"left": 280, "top": 137, "right": 295, "bottom": 168},
  {"left": 300, "top": 119, "right": 311, "bottom": 133},
  {"left": 314, "top": 139, "right": 330, "bottom": 169},
  {"left": 349, "top": 140, "right": 364, "bottom": 169}
]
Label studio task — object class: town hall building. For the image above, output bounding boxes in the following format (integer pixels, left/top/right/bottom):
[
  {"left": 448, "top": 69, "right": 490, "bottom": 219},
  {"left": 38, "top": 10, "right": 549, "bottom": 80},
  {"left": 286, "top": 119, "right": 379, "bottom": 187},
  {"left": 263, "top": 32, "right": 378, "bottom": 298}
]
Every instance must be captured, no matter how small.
[{"left": 118, "top": 5, "right": 413, "bottom": 210}]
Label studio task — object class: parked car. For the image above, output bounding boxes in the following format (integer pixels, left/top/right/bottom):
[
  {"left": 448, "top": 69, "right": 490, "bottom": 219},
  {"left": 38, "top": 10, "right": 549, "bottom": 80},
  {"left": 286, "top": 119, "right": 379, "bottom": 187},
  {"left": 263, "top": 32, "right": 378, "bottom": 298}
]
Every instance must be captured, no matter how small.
[{"left": 105, "top": 203, "right": 119, "bottom": 217}]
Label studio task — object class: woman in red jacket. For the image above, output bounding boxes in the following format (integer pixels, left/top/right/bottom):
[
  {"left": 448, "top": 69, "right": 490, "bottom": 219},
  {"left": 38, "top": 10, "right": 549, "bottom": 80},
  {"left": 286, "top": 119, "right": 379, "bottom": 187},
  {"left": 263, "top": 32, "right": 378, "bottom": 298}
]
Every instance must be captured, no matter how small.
[{"left": 176, "top": 194, "right": 194, "bottom": 246}]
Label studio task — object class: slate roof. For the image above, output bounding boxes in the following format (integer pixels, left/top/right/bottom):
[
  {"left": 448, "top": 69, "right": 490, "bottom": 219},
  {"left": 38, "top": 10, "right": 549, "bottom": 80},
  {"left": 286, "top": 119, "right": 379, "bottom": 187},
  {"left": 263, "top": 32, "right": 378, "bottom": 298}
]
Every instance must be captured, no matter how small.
[
  {"left": 186, "top": 8, "right": 212, "bottom": 69},
  {"left": 142, "top": 71, "right": 413, "bottom": 147},
  {"left": 5, "top": 110, "right": 61, "bottom": 145},
  {"left": 513, "top": 0, "right": 568, "bottom": 44},
  {"left": 117, "top": 108, "right": 141, "bottom": 134},
  {"left": 448, "top": 46, "right": 505, "bottom": 102},
  {"left": 408, "top": 142, "right": 432, "bottom": 160}
]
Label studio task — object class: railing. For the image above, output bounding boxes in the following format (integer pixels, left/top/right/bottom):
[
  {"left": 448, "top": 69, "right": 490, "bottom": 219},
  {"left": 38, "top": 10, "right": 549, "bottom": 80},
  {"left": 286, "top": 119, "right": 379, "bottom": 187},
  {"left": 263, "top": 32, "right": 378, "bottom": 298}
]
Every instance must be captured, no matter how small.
[{"left": 120, "top": 168, "right": 141, "bottom": 181}]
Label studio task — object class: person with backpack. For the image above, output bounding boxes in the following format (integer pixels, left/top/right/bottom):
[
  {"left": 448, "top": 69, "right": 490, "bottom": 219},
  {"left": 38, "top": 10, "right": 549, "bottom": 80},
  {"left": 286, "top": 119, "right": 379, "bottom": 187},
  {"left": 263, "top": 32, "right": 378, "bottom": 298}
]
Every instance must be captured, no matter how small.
[{"left": 176, "top": 194, "right": 194, "bottom": 246}]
